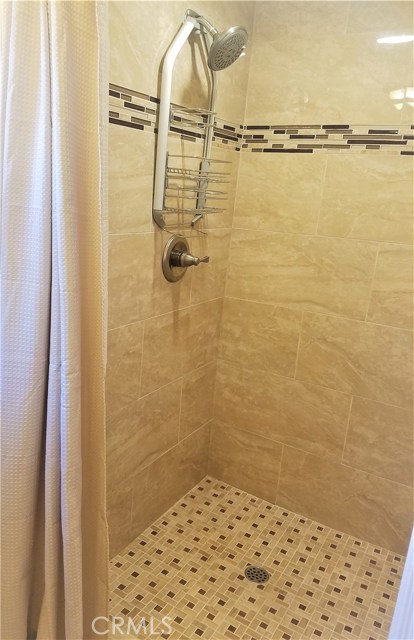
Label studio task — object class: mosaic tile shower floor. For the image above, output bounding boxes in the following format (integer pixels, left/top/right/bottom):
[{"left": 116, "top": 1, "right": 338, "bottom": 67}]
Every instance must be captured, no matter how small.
[{"left": 110, "top": 477, "right": 403, "bottom": 640}]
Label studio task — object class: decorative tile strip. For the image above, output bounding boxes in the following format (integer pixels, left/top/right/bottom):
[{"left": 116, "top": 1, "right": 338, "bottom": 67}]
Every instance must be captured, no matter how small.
[
  {"left": 241, "top": 123, "right": 414, "bottom": 154},
  {"left": 109, "top": 83, "right": 242, "bottom": 151},
  {"left": 109, "top": 84, "right": 413, "bottom": 155}
]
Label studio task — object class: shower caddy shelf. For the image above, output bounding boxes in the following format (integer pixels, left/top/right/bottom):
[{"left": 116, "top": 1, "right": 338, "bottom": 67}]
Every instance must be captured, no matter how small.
[{"left": 152, "top": 11, "right": 232, "bottom": 234}]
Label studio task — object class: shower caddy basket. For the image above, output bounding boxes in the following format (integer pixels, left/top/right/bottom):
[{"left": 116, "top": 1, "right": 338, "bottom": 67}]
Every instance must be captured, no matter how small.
[{"left": 152, "top": 11, "right": 232, "bottom": 233}]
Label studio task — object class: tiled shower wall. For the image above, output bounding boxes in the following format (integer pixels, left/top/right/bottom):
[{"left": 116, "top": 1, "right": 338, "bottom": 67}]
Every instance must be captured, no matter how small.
[
  {"left": 106, "top": 1, "right": 254, "bottom": 557},
  {"left": 107, "top": 0, "right": 413, "bottom": 559},
  {"left": 210, "top": 1, "right": 413, "bottom": 555}
]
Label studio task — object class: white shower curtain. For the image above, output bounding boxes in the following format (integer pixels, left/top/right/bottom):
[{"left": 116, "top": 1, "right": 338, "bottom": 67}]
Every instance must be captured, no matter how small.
[{"left": 1, "top": 2, "right": 108, "bottom": 638}]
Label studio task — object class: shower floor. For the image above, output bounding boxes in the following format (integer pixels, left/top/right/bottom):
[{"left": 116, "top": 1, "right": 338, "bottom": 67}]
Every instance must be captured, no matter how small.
[{"left": 109, "top": 476, "right": 403, "bottom": 640}]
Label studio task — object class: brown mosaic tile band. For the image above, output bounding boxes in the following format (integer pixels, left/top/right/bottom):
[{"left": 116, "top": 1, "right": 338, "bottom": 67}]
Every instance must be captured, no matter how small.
[
  {"left": 110, "top": 476, "right": 404, "bottom": 640},
  {"left": 109, "top": 83, "right": 414, "bottom": 156}
]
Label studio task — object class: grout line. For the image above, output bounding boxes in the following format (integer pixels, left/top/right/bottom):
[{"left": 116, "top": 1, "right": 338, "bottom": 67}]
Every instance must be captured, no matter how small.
[
  {"left": 274, "top": 444, "right": 284, "bottom": 505},
  {"left": 137, "top": 320, "right": 146, "bottom": 399},
  {"left": 139, "top": 358, "right": 217, "bottom": 402},
  {"left": 216, "top": 355, "right": 411, "bottom": 412},
  {"left": 108, "top": 296, "right": 223, "bottom": 332},
  {"left": 339, "top": 460, "right": 414, "bottom": 490},
  {"left": 177, "top": 376, "right": 184, "bottom": 443},
  {"left": 364, "top": 243, "right": 380, "bottom": 322},
  {"left": 341, "top": 395, "right": 354, "bottom": 464},
  {"left": 293, "top": 311, "right": 304, "bottom": 379},
  {"left": 315, "top": 153, "right": 329, "bottom": 237},
  {"left": 207, "top": 414, "right": 215, "bottom": 477},
  {"left": 229, "top": 226, "right": 414, "bottom": 249},
  {"left": 132, "top": 420, "right": 212, "bottom": 479},
  {"left": 216, "top": 294, "right": 413, "bottom": 333}
]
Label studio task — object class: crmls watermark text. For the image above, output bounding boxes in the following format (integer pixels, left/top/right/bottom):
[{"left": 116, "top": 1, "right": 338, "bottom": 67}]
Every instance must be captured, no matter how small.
[{"left": 92, "top": 616, "right": 173, "bottom": 636}]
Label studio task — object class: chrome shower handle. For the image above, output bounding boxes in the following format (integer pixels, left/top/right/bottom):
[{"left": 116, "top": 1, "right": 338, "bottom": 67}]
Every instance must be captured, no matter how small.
[
  {"left": 162, "top": 235, "right": 210, "bottom": 282},
  {"left": 171, "top": 250, "right": 210, "bottom": 267}
]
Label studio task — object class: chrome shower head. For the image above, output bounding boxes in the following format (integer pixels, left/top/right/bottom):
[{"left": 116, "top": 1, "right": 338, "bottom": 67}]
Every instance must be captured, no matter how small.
[{"left": 207, "top": 26, "right": 248, "bottom": 71}]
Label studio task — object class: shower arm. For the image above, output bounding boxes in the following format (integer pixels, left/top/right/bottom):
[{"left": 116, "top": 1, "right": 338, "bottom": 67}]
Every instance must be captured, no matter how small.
[
  {"left": 153, "top": 15, "right": 198, "bottom": 220},
  {"left": 153, "top": 12, "right": 218, "bottom": 227}
]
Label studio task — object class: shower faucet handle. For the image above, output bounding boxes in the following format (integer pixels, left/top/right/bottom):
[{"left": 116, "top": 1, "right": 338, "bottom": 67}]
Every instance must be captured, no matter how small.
[
  {"left": 173, "top": 251, "right": 210, "bottom": 267},
  {"left": 162, "top": 236, "right": 210, "bottom": 282}
]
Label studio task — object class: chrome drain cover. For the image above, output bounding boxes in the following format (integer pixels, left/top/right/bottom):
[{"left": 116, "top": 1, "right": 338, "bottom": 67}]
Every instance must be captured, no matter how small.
[{"left": 244, "top": 565, "right": 270, "bottom": 583}]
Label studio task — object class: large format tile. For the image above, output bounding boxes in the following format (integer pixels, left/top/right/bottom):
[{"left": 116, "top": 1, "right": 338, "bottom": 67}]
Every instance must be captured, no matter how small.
[
  {"left": 141, "top": 299, "right": 221, "bottom": 395},
  {"left": 130, "top": 424, "right": 210, "bottom": 538},
  {"left": 253, "top": 1, "right": 349, "bottom": 39},
  {"left": 214, "top": 361, "right": 351, "bottom": 461},
  {"left": 189, "top": 229, "right": 232, "bottom": 306},
  {"left": 296, "top": 312, "right": 413, "bottom": 408},
  {"left": 219, "top": 298, "right": 301, "bottom": 377},
  {"left": 226, "top": 229, "right": 377, "bottom": 320},
  {"left": 209, "top": 423, "right": 282, "bottom": 502},
  {"left": 277, "top": 447, "right": 413, "bottom": 554},
  {"left": 180, "top": 363, "right": 216, "bottom": 440},
  {"left": 107, "top": 380, "right": 181, "bottom": 489},
  {"left": 108, "top": 126, "right": 153, "bottom": 234},
  {"left": 106, "top": 322, "right": 143, "bottom": 418},
  {"left": 343, "top": 397, "right": 413, "bottom": 487},
  {"left": 245, "top": 33, "right": 410, "bottom": 124},
  {"left": 108, "top": 232, "right": 192, "bottom": 329},
  {"left": 367, "top": 244, "right": 413, "bottom": 330},
  {"left": 108, "top": 234, "right": 142, "bottom": 329},
  {"left": 233, "top": 154, "right": 327, "bottom": 234},
  {"left": 318, "top": 156, "right": 414, "bottom": 243},
  {"left": 347, "top": 1, "right": 414, "bottom": 35},
  {"left": 107, "top": 476, "right": 133, "bottom": 558}
]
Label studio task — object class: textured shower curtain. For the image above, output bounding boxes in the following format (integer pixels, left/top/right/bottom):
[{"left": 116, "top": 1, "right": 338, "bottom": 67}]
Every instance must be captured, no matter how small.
[{"left": 1, "top": 2, "right": 108, "bottom": 638}]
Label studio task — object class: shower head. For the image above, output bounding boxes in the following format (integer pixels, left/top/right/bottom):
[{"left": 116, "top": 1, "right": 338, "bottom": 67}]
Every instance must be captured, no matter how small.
[{"left": 207, "top": 26, "right": 248, "bottom": 71}]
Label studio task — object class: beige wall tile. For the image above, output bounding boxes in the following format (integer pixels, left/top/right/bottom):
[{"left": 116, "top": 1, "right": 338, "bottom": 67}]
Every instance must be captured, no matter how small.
[
  {"left": 189, "top": 229, "right": 232, "bottom": 306},
  {"left": 277, "top": 446, "right": 413, "bottom": 554},
  {"left": 346, "top": 1, "right": 414, "bottom": 35},
  {"left": 107, "top": 380, "right": 181, "bottom": 489},
  {"left": 108, "top": 234, "right": 142, "bottom": 329},
  {"left": 297, "top": 313, "right": 413, "bottom": 408},
  {"left": 109, "top": 126, "right": 153, "bottom": 234},
  {"left": 108, "top": 232, "right": 192, "bottom": 329},
  {"left": 214, "top": 361, "right": 351, "bottom": 461},
  {"left": 219, "top": 298, "right": 301, "bottom": 377},
  {"left": 107, "top": 476, "right": 132, "bottom": 558},
  {"left": 234, "top": 154, "right": 327, "bottom": 234},
  {"left": 130, "top": 423, "right": 210, "bottom": 538},
  {"left": 209, "top": 422, "right": 282, "bottom": 502},
  {"left": 106, "top": 322, "right": 143, "bottom": 418},
  {"left": 253, "top": 2, "right": 349, "bottom": 39},
  {"left": 343, "top": 397, "right": 413, "bottom": 487},
  {"left": 318, "top": 156, "right": 413, "bottom": 243},
  {"left": 141, "top": 299, "right": 221, "bottom": 395},
  {"left": 180, "top": 363, "right": 216, "bottom": 440},
  {"left": 245, "top": 32, "right": 410, "bottom": 124},
  {"left": 367, "top": 244, "right": 413, "bottom": 330},
  {"left": 226, "top": 229, "right": 377, "bottom": 320}
]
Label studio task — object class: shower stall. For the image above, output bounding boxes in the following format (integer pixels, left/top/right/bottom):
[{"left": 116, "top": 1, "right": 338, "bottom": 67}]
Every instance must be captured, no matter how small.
[{"left": 106, "top": 1, "right": 413, "bottom": 638}]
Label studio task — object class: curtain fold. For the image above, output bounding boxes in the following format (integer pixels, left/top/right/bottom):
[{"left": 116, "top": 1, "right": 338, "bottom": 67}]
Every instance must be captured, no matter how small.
[{"left": 1, "top": 2, "right": 109, "bottom": 638}]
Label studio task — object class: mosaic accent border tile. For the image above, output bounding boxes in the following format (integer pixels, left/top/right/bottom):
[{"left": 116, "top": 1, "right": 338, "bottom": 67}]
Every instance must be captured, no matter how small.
[
  {"left": 241, "top": 123, "right": 414, "bottom": 155},
  {"left": 109, "top": 83, "right": 242, "bottom": 151},
  {"left": 110, "top": 476, "right": 404, "bottom": 640},
  {"left": 109, "top": 83, "right": 414, "bottom": 156}
]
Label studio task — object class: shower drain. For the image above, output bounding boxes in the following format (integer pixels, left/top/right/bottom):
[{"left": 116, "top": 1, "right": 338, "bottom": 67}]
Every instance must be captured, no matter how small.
[{"left": 244, "top": 565, "right": 270, "bottom": 584}]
